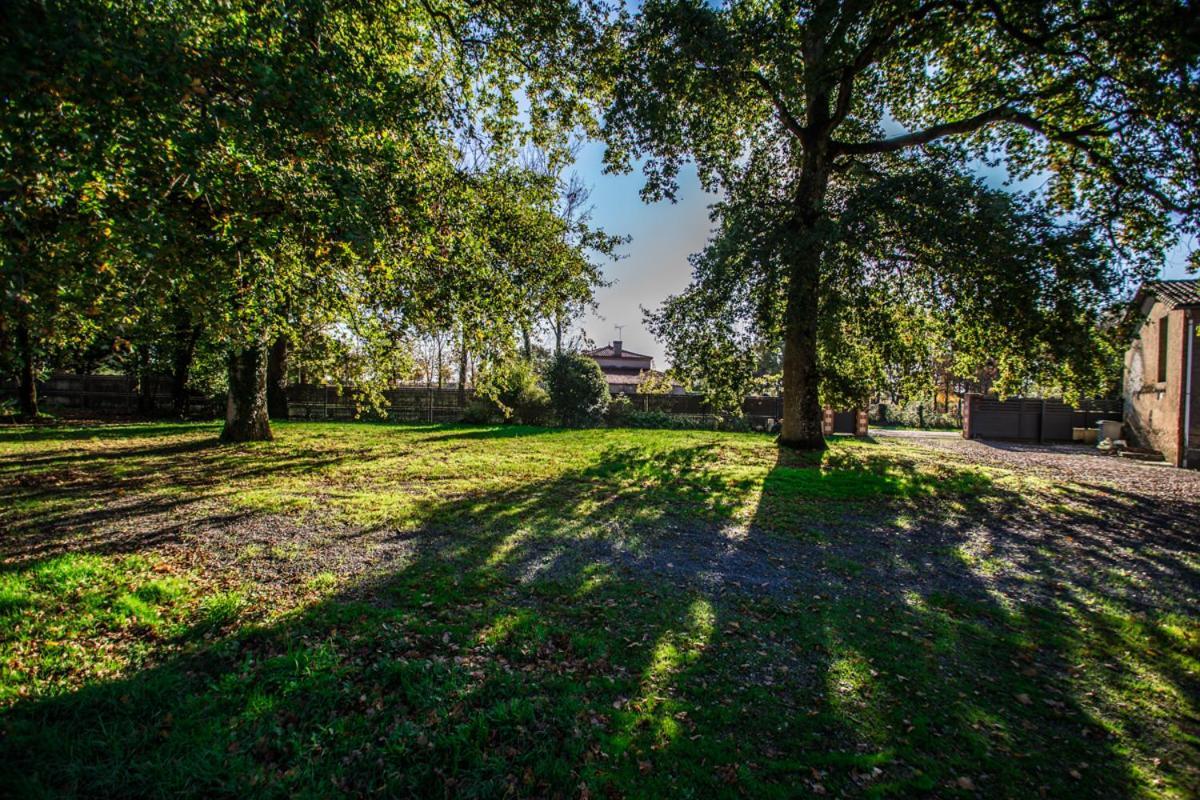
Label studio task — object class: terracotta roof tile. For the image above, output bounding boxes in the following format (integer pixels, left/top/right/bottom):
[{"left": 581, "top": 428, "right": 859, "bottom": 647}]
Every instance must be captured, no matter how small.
[{"left": 1146, "top": 279, "right": 1200, "bottom": 308}]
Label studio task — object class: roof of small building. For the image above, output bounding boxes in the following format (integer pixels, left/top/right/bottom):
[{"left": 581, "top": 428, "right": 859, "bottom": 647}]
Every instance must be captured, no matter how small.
[
  {"left": 1138, "top": 279, "right": 1200, "bottom": 309},
  {"left": 585, "top": 344, "right": 653, "bottom": 360},
  {"left": 595, "top": 365, "right": 653, "bottom": 377},
  {"left": 1123, "top": 279, "right": 1200, "bottom": 340}
]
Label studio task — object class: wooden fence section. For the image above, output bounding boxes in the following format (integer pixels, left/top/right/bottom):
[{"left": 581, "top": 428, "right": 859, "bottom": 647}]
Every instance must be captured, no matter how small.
[
  {"left": 0, "top": 374, "right": 221, "bottom": 418},
  {"left": 5, "top": 373, "right": 869, "bottom": 432},
  {"left": 962, "top": 394, "right": 1124, "bottom": 442},
  {"left": 285, "top": 384, "right": 468, "bottom": 423},
  {"left": 823, "top": 409, "right": 868, "bottom": 436},
  {"left": 616, "top": 393, "right": 864, "bottom": 434},
  {"left": 287, "top": 388, "right": 790, "bottom": 425}
]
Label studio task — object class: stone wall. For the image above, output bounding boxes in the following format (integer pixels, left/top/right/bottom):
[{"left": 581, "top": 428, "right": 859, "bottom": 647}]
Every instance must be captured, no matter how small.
[{"left": 1123, "top": 298, "right": 1187, "bottom": 466}]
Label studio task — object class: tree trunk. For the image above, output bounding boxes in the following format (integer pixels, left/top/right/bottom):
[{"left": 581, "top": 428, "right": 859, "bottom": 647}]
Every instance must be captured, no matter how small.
[
  {"left": 171, "top": 317, "right": 200, "bottom": 419},
  {"left": 15, "top": 314, "right": 37, "bottom": 418},
  {"left": 436, "top": 337, "right": 444, "bottom": 391},
  {"left": 457, "top": 336, "right": 468, "bottom": 407},
  {"left": 779, "top": 256, "right": 825, "bottom": 449},
  {"left": 521, "top": 325, "right": 533, "bottom": 361},
  {"left": 553, "top": 311, "right": 564, "bottom": 355},
  {"left": 778, "top": 144, "right": 832, "bottom": 450},
  {"left": 222, "top": 342, "right": 273, "bottom": 442},
  {"left": 266, "top": 335, "right": 289, "bottom": 420},
  {"left": 136, "top": 346, "right": 155, "bottom": 416}
]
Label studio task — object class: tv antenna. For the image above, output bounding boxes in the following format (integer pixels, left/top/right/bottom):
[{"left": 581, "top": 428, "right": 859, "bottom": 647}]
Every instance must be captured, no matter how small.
[{"left": 614, "top": 324, "right": 624, "bottom": 340}]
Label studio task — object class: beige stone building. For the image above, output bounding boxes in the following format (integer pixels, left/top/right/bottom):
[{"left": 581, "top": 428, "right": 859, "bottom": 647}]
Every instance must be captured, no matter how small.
[{"left": 1123, "top": 280, "right": 1200, "bottom": 467}]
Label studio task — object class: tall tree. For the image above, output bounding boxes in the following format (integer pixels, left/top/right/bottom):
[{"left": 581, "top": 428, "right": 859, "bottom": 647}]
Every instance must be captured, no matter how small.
[
  {"left": 650, "top": 155, "right": 1129, "bottom": 413},
  {"left": 608, "top": 0, "right": 1200, "bottom": 448},
  {"left": 0, "top": 0, "right": 138, "bottom": 417},
  {"left": 3, "top": 0, "right": 619, "bottom": 438},
  {"left": 147, "top": 1, "right": 469, "bottom": 441},
  {"left": 193, "top": 0, "right": 619, "bottom": 439}
]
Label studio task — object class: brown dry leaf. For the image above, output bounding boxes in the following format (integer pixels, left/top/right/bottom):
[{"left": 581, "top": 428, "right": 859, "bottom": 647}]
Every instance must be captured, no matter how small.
[
  {"left": 957, "top": 776, "right": 976, "bottom": 790},
  {"left": 1015, "top": 693, "right": 1033, "bottom": 705}
]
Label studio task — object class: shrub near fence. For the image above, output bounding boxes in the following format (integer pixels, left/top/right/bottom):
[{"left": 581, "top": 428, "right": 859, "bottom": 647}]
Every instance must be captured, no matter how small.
[
  {"left": 870, "top": 401, "right": 963, "bottom": 430},
  {"left": 622, "top": 393, "right": 785, "bottom": 424},
  {"left": 293, "top": 384, "right": 717, "bottom": 424}
]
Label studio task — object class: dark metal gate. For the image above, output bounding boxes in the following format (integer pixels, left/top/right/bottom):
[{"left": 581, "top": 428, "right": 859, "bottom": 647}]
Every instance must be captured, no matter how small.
[{"left": 962, "top": 395, "right": 1123, "bottom": 442}]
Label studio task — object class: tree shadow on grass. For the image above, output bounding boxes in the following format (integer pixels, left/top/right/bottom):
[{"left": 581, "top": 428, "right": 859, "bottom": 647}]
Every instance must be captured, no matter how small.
[
  {"left": 606, "top": 447, "right": 1200, "bottom": 797},
  {"left": 0, "top": 421, "right": 219, "bottom": 444},
  {"left": 414, "top": 424, "right": 578, "bottom": 442},
  {"left": 2, "top": 435, "right": 222, "bottom": 473},
  {"left": 0, "top": 435, "right": 1196, "bottom": 798},
  {"left": 0, "top": 431, "right": 354, "bottom": 569}
]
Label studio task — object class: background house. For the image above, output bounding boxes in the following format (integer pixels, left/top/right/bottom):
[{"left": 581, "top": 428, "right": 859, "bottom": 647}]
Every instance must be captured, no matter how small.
[
  {"left": 585, "top": 341, "right": 680, "bottom": 395},
  {"left": 1123, "top": 279, "right": 1200, "bottom": 467}
]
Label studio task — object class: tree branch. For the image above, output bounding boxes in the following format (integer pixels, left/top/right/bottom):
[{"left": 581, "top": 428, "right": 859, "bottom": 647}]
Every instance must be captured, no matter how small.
[
  {"left": 832, "top": 105, "right": 1019, "bottom": 154},
  {"left": 746, "top": 70, "right": 808, "bottom": 142},
  {"left": 829, "top": 68, "right": 855, "bottom": 128},
  {"left": 980, "top": 0, "right": 1115, "bottom": 55},
  {"left": 828, "top": 0, "right": 955, "bottom": 130},
  {"left": 834, "top": 105, "right": 1189, "bottom": 214}
]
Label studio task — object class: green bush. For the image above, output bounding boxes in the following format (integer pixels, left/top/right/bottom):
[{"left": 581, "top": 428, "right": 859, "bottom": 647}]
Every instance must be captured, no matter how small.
[
  {"left": 718, "top": 415, "right": 753, "bottom": 433},
  {"left": 604, "top": 394, "right": 634, "bottom": 427},
  {"left": 871, "top": 401, "right": 961, "bottom": 430},
  {"left": 461, "top": 400, "right": 499, "bottom": 424},
  {"left": 616, "top": 409, "right": 721, "bottom": 431},
  {"left": 513, "top": 390, "right": 552, "bottom": 426},
  {"left": 476, "top": 359, "right": 551, "bottom": 425},
  {"left": 605, "top": 394, "right": 753, "bottom": 433},
  {"left": 626, "top": 409, "right": 692, "bottom": 429},
  {"left": 546, "top": 352, "right": 609, "bottom": 427}
]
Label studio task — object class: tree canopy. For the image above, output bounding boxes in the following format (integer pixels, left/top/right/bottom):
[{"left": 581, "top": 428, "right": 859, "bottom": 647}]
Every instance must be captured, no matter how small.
[
  {"left": 5, "top": 0, "right": 1197, "bottom": 441},
  {"left": 649, "top": 154, "right": 1126, "bottom": 411},
  {"left": 607, "top": 0, "right": 1199, "bottom": 447},
  {"left": 1, "top": 0, "right": 622, "bottom": 437}
]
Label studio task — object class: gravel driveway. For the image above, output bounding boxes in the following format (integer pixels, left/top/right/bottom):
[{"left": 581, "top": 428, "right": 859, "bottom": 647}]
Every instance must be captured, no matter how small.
[
  {"left": 579, "top": 432, "right": 1200, "bottom": 612},
  {"left": 895, "top": 432, "right": 1200, "bottom": 502}
]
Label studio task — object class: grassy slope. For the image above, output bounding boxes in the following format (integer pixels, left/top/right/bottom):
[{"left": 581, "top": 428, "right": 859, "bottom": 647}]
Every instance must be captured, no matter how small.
[{"left": 0, "top": 421, "right": 1196, "bottom": 798}]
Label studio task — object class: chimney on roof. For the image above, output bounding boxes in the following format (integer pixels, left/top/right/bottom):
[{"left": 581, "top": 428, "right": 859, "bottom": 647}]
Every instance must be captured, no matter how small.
[{"left": 613, "top": 340, "right": 622, "bottom": 356}]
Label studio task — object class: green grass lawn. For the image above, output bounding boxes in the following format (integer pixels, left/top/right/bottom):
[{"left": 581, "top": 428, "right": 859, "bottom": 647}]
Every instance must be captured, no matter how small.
[{"left": 1, "top": 421, "right": 1197, "bottom": 798}]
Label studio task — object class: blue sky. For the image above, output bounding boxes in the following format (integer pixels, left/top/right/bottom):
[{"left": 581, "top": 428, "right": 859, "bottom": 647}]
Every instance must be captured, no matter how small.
[
  {"left": 571, "top": 137, "right": 1196, "bottom": 367},
  {"left": 571, "top": 140, "right": 716, "bottom": 365}
]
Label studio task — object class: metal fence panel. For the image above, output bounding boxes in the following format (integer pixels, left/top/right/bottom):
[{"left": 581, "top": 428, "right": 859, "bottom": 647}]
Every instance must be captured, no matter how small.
[{"left": 964, "top": 395, "right": 1123, "bottom": 442}]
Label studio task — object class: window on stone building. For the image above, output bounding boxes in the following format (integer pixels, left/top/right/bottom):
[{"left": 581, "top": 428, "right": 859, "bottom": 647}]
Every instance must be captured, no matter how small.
[{"left": 1158, "top": 315, "right": 1169, "bottom": 383}]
